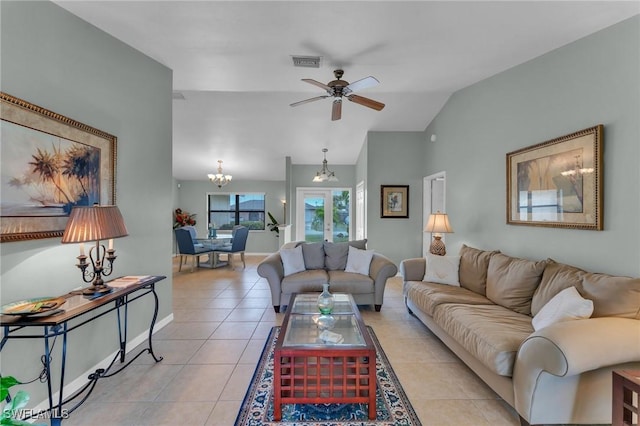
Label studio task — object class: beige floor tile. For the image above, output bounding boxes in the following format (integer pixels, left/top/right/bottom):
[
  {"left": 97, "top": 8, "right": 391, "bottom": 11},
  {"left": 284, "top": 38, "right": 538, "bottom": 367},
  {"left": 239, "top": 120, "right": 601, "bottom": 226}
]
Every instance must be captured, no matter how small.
[
  {"left": 209, "top": 322, "right": 258, "bottom": 339},
  {"left": 205, "top": 400, "right": 242, "bottom": 426},
  {"left": 154, "top": 321, "right": 221, "bottom": 340},
  {"left": 472, "top": 399, "right": 521, "bottom": 425},
  {"left": 225, "top": 308, "right": 266, "bottom": 322},
  {"left": 63, "top": 401, "right": 151, "bottom": 426},
  {"left": 155, "top": 364, "right": 236, "bottom": 402},
  {"left": 219, "top": 364, "right": 256, "bottom": 400},
  {"left": 138, "top": 401, "right": 216, "bottom": 425},
  {"left": 172, "top": 308, "right": 232, "bottom": 322},
  {"left": 88, "top": 363, "right": 182, "bottom": 402},
  {"left": 235, "top": 297, "right": 270, "bottom": 308},
  {"left": 188, "top": 339, "right": 249, "bottom": 364},
  {"left": 413, "top": 399, "right": 493, "bottom": 426},
  {"left": 206, "top": 298, "right": 242, "bottom": 309},
  {"left": 238, "top": 339, "right": 268, "bottom": 364},
  {"left": 132, "top": 339, "right": 205, "bottom": 365}
]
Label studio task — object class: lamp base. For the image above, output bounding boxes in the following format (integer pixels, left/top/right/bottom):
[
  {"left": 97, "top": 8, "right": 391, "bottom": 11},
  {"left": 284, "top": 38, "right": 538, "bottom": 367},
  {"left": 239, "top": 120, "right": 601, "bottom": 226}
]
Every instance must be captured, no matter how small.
[
  {"left": 429, "top": 236, "right": 447, "bottom": 256},
  {"left": 82, "top": 284, "right": 112, "bottom": 296}
]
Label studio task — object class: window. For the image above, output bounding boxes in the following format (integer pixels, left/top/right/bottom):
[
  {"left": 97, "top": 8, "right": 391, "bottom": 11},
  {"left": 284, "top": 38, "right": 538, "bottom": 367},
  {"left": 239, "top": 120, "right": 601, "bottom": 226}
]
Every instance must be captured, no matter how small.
[{"left": 208, "top": 193, "right": 266, "bottom": 231}]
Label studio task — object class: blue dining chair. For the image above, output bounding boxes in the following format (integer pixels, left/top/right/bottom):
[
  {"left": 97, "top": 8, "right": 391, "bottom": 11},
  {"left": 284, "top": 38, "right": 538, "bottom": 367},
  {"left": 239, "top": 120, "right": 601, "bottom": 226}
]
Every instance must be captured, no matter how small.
[{"left": 213, "top": 226, "right": 249, "bottom": 269}]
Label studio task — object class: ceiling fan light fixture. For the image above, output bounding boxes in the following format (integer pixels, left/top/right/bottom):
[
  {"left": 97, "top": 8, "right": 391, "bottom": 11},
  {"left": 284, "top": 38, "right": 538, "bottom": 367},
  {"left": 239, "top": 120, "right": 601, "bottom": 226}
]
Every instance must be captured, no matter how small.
[
  {"left": 208, "top": 160, "right": 232, "bottom": 188},
  {"left": 313, "top": 148, "right": 338, "bottom": 183}
]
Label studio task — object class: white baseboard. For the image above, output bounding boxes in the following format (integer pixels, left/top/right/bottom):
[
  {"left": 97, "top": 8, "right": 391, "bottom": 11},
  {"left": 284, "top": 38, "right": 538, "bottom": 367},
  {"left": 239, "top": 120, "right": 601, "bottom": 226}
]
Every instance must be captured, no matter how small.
[{"left": 32, "top": 313, "right": 174, "bottom": 414}]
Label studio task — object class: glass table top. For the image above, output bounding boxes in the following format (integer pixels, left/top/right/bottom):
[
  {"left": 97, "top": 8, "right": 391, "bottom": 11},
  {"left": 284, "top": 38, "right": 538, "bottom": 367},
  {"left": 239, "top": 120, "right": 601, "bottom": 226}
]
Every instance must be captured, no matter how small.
[{"left": 282, "top": 293, "right": 366, "bottom": 347}]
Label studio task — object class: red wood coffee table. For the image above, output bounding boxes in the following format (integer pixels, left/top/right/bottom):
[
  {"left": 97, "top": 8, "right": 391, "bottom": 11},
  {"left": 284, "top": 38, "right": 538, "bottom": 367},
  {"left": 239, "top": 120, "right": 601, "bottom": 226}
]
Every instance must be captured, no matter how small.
[{"left": 273, "top": 293, "right": 377, "bottom": 421}]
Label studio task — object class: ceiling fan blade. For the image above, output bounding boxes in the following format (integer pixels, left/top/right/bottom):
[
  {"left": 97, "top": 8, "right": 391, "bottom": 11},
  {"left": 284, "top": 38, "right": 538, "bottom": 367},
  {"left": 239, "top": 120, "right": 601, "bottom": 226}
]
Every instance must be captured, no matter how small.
[
  {"left": 290, "top": 95, "right": 329, "bottom": 107},
  {"left": 331, "top": 99, "right": 342, "bottom": 121},
  {"left": 344, "top": 76, "right": 379, "bottom": 95},
  {"left": 302, "top": 78, "right": 333, "bottom": 93},
  {"left": 347, "top": 94, "right": 385, "bottom": 111}
]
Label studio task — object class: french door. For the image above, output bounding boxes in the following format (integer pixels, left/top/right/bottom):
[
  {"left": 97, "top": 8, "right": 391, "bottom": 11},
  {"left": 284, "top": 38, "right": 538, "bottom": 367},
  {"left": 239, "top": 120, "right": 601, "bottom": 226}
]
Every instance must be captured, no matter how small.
[{"left": 296, "top": 188, "right": 351, "bottom": 243}]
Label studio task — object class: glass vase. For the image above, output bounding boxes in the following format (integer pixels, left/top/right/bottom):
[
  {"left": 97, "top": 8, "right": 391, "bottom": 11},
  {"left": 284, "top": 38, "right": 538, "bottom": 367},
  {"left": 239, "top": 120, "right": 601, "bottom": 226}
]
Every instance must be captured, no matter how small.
[{"left": 317, "top": 283, "right": 334, "bottom": 315}]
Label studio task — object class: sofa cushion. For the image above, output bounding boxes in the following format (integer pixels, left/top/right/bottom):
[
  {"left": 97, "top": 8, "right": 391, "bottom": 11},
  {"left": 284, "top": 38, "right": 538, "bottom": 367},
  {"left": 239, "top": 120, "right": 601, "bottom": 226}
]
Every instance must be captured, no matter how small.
[
  {"left": 458, "top": 244, "right": 498, "bottom": 296},
  {"left": 423, "top": 254, "right": 460, "bottom": 286},
  {"left": 486, "top": 253, "right": 546, "bottom": 315},
  {"left": 531, "top": 259, "right": 584, "bottom": 316},
  {"left": 345, "top": 246, "right": 374, "bottom": 275},
  {"left": 433, "top": 303, "right": 533, "bottom": 377},
  {"left": 405, "top": 281, "right": 494, "bottom": 317},
  {"left": 581, "top": 271, "right": 640, "bottom": 319},
  {"left": 281, "top": 270, "right": 329, "bottom": 294},
  {"left": 532, "top": 286, "right": 593, "bottom": 331},
  {"left": 328, "top": 270, "right": 374, "bottom": 294},
  {"left": 280, "top": 245, "right": 306, "bottom": 277},
  {"left": 532, "top": 259, "right": 640, "bottom": 319},
  {"left": 301, "top": 242, "right": 325, "bottom": 270},
  {"left": 323, "top": 239, "right": 367, "bottom": 270}
]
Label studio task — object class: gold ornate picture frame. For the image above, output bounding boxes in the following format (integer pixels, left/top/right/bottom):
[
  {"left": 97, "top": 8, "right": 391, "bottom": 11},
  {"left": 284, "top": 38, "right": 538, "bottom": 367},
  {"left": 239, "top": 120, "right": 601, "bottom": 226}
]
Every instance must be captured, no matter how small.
[
  {"left": 1, "top": 93, "right": 117, "bottom": 242},
  {"left": 506, "top": 125, "right": 603, "bottom": 230},
  {"left": 381, "top": 185, "right": 409, "bottom": 218}
]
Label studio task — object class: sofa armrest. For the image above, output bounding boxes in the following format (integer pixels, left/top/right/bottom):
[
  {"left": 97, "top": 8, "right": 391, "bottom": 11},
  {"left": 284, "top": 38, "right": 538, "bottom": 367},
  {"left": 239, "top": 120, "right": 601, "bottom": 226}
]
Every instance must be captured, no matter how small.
[
  {"left": 516, "top": 317, "right": 640, "bottom": 377},
  {"left": 369, "top": 253, "right": 398, "bottom": 307},
  {"left": 514, "top": 317, "right": 640, "bottom": 421},
  {"left": 257, "top": 252, "right": 285, "bottom": 308},
  {"left": 399, "top": 258, "right": 426, "bottom": 282}
]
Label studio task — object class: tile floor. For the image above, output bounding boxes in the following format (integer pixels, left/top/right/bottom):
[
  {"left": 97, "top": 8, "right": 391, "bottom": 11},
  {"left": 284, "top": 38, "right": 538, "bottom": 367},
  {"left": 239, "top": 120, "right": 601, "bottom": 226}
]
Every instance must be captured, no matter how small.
[{"left": 65, "top": 254, "right": 525, "bottom": 425}]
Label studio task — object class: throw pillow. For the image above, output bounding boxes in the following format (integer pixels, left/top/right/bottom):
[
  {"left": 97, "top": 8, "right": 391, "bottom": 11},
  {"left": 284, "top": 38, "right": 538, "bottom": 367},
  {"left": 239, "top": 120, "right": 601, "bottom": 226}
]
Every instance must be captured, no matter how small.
[
  {"left": 301, "top": 242, "right": 325, "bottom": 269},
  {"left": 423, "top": 254, "right": 461, "bottom": 286},
  {"left": 486, "top": 253, "right": 546, "bottom": 316},
  {"left": 458, "top": 244, "right": 499, "bottom": 295},
  {"left": 323, "top": 240, "right": 367, "bottom": 270},
  {"left": 280, "top": 245, "right": 306, "bottom": 277},
  {"left": 345, "top": 246, "right": 374, "bottom": 275},
  {"left": 532, "top": 286, "right": 594, "bottom": 331}
]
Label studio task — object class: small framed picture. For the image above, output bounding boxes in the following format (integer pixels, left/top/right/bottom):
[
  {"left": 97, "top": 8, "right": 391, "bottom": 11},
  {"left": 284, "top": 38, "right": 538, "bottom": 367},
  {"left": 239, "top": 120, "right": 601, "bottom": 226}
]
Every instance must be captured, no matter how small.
[{"left": 380, "top": 185, "right": 409, "bottom": 218}]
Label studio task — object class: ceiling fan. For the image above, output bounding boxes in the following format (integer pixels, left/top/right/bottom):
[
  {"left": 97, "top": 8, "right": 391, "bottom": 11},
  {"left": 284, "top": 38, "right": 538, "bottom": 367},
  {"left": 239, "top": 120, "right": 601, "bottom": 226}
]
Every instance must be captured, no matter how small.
[{"left": 290, "top": 69, "right": 385, "bottom": 121}]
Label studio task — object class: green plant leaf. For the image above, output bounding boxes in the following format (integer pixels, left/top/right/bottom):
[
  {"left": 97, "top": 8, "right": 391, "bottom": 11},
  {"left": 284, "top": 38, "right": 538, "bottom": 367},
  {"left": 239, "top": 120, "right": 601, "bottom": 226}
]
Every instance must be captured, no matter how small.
[{"left": 0, "top": 377, "right": 21, "bottom": 402}]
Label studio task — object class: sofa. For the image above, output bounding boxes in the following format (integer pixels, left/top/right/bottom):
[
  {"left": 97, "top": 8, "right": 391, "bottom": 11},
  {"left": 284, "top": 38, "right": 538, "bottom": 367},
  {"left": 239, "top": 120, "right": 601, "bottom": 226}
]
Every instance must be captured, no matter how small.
[
  {"left": 400, "top": 244, "right": 640, "bottom": 426},
  {"left": 258, "top": 240, "right": 397, "bottom": 313}
]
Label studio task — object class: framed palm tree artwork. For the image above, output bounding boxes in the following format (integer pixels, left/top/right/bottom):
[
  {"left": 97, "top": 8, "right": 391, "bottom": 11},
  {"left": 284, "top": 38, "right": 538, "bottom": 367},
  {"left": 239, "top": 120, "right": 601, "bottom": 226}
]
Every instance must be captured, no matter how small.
[{"left": 0, "top": 92, "right": 116, "bottom": 242}]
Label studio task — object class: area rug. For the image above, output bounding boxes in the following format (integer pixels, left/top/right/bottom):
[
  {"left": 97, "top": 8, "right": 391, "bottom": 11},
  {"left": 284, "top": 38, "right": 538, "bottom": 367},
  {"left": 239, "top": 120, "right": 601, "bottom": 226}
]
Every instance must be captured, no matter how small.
[{"left": 235, "top": 326, "right": 422, "bottom": 426}]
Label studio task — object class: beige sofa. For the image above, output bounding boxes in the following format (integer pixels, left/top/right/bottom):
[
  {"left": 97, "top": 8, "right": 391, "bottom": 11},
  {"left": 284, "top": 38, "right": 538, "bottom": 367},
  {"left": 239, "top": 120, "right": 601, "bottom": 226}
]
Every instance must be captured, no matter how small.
[
  {"left": 400, "top": 245, "right": 640, "bottom": 426},
  {"left": 258, "top": 240, "right": 397, "bottom": 313}
]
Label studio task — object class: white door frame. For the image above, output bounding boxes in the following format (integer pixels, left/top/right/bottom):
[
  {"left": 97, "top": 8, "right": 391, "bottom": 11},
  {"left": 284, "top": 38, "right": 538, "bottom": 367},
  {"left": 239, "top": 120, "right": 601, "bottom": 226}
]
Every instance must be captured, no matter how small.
[
  {"left": 355, "top": 181, "right": 366, "bottom": 240},
  {"left": 423, "top": 172, "right": 447, "bottom": 257}
]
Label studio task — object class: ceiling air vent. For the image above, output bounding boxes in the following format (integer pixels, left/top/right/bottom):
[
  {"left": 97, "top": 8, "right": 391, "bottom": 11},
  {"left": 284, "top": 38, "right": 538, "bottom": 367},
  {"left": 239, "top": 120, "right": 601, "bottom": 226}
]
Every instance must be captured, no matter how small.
[{"left": 292, "top": 55, "right": 321, "bottom": 68}]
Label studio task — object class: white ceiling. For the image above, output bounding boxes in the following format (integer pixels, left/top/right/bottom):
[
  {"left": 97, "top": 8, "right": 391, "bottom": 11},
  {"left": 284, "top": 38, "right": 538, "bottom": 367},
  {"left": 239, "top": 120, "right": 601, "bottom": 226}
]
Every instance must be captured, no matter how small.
[{"left": 54, "top": 1, "right": 639, "bottom": 182}]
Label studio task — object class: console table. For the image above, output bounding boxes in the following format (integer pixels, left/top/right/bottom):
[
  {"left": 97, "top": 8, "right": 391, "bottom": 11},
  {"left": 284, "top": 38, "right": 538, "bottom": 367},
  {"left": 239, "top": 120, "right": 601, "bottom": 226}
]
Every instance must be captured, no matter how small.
[{"left": 0, "top": 275, "right": 166, "bottom": 425}]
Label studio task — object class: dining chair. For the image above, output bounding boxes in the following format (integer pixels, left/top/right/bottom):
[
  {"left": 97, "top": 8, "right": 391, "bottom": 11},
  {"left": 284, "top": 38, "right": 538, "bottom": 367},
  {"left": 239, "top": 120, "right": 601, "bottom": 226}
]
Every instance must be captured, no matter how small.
[
  {"left": 174, "top": 228, "right": 216, "bottom": 272},
  {"left": 213, "top": 226, "right": 249, "bottom": 269}
]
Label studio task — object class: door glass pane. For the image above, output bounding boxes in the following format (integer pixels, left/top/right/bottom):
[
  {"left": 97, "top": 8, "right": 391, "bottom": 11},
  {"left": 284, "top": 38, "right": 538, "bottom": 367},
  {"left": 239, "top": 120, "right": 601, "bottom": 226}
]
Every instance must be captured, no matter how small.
[
  {"left": 304, "top": 194, "right": 325, "bottom": 242},
  {"left": 332, "top": 190, "right": 350, "bottom": 242}
]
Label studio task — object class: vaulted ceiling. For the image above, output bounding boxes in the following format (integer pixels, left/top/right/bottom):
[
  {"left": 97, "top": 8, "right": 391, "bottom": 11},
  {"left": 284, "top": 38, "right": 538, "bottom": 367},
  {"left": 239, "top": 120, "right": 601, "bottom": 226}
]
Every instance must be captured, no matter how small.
[{"left": 54, "top": 1, "right": 639, "bottom": 181}]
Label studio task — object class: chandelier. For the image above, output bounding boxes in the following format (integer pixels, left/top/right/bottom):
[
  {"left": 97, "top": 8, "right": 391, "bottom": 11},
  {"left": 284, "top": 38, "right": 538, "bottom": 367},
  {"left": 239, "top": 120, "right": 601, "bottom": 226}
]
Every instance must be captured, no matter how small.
[
  {"left": 208, "top": 160, "right": 232, "bottom": 188},
  {"left": 312, "top": 148, "right": 338, "bottom": 182}
]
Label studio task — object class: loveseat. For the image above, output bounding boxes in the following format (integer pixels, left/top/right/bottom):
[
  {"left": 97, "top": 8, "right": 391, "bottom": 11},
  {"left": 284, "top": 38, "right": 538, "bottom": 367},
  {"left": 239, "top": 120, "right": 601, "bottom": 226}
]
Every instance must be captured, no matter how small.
[
  {"left": 258, "top": 240, "right": 397, "bottom": 313},
  {"left": 400, "top": 244, "right": 640, "bottom": 426}
]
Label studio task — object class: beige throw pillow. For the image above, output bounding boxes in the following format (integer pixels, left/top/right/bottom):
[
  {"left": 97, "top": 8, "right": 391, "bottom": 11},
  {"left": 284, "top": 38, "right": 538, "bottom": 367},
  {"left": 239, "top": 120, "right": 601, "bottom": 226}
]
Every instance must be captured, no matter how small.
[
  {"left": 532, "top": 286, "right": 593, "bottom": 331},
  {"left": 486, "top": 253, "right": 546, "bottom": 315}
]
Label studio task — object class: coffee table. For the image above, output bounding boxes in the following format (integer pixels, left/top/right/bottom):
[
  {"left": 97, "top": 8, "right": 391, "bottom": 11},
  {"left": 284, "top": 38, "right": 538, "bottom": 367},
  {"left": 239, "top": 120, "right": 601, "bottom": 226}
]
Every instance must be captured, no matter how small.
[{"left": 273, "top": 293, "right": 376, "bottom": 421}]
